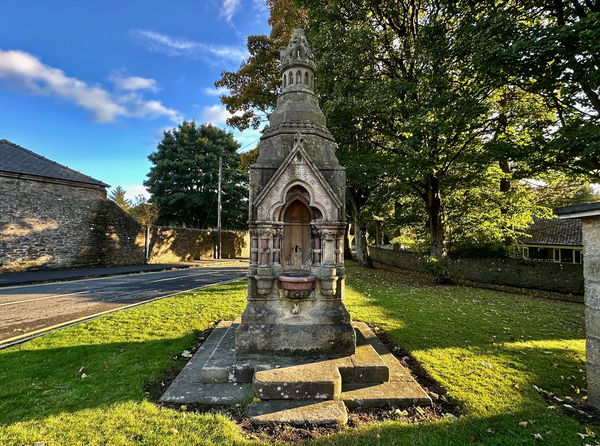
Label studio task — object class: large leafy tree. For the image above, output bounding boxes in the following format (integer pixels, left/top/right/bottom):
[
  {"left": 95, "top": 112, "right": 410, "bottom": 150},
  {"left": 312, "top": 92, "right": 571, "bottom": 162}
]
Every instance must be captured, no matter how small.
[
  {"left": 460, "top": 0, "right": 600, "bottom": 180},
  {"left": 298, "top": 0, "right": 507, "bottom": 258},
  {"left": 145, "top": 122, "right": 248, "bottom": 229}
]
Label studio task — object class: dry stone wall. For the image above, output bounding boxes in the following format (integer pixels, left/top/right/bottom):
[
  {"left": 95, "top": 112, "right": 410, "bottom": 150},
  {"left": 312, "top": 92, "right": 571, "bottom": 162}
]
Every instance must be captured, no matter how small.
[
  {"left": 370, "top": 246, "right": 584, "bottom": 295},
  {"left": 148, "top": 227, "right": 249, "bottom": 263},
  {"left": 0, "top": 175, "right": 120, "bottom": 271}
]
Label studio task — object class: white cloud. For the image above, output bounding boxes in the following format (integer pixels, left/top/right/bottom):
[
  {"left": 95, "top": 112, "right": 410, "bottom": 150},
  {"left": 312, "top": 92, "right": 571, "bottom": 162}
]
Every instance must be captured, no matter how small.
[
  {"left": 221, "top": 0, "right": 242, "bottom": 23},
  {"left": 123, "top": 185, "right": 150, "bottom": 201},
  {"left": 0, "top": 50, "right": 181, "bottom": 123},
  {"left": 110, "top": 74, "right": 158, "bottom": 92},
  {"left": 200, "top": 104, "right": 263, "bottom": 151},
  {"left": 201, "top": 104, "right": 232, "bottom": 125},
  {"left": 131, "top": 29, "right": 247, "bottom": 63},
  {"left": 203, "top": 86, "right": 229, "bottom": 96}
]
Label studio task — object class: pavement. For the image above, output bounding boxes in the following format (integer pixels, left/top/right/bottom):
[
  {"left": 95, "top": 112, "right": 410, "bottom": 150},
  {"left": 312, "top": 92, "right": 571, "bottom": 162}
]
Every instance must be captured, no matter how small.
[
  {"left": 0, "top": 262, "right": 247, "bottom": 347},
  {"left": 0, "top": 260, "right": 244, "bottom": 287}
]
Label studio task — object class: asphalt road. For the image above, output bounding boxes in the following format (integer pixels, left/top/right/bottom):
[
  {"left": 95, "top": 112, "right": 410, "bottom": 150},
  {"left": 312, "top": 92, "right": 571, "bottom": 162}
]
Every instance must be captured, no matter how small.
[{"left": 0, "top": 265, "right": 246, "bottom": 344}]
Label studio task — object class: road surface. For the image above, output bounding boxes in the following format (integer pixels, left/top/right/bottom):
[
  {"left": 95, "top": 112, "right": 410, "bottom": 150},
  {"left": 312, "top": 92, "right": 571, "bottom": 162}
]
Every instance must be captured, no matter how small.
[{"left": 0, "top": 265, "right": 246, "bottom": 344}]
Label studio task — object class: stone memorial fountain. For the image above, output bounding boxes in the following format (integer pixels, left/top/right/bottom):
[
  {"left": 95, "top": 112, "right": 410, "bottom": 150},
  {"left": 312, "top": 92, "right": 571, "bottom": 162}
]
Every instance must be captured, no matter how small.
[{"left": 161, "top": 29, "right": 431, "bottom": 426}]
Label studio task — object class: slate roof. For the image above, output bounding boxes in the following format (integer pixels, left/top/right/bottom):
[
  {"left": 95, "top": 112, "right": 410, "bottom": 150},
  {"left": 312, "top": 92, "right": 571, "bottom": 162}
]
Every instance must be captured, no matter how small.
[
  {"left": 519, "top": 217, "right": 582, "bottom": 247},
  {"left": 555, "top": 201, "right": 600, "bottom": 216},
  {"left": 0, "top": 139, "right": 109, "bottom": 187}
]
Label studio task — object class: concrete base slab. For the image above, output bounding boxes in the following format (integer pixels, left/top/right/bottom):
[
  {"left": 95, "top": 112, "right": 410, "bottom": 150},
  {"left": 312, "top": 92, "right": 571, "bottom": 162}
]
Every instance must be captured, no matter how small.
[{"left": 248, "top": 400, "right": 348, "bottom": 426}]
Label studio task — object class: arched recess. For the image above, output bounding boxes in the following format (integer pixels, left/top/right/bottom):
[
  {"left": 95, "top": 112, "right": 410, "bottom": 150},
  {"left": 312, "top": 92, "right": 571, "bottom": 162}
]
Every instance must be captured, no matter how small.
[
  {"left": 282, "top": 200, "right": 311, "bottom": 271},
  {"left": 269, "top": 181, "right": 327, "bottom": 222}
]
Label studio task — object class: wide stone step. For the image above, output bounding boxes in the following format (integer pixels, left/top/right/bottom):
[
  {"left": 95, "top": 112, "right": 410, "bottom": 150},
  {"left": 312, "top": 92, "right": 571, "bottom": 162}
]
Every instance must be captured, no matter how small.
[
  {"left": 248, "top": 400, "right": 348, "bottom": 426},
  {"left": 253, "top": 361, "right": 341, "bottom": 400},
  {"left": 341, "top": 381, "right": 432, "bottom": 408}
]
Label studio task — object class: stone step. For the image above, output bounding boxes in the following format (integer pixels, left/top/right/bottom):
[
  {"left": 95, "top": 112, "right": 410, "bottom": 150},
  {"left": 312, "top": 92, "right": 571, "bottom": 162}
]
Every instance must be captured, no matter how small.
[
  {"left": 341, "top": 381, "right": 432, "bottom": 408},
  {"left": 248, "top": 400, "right": 348, "bottom": 426},
  {"left": 253, "top": 361, "right": 341, "bottom": 400},
  {"left": 349, "top": 343, "right": 389, "bottom": 383},
  {"left": 200, "top": 320, "right": 241, "bottom": 383}
]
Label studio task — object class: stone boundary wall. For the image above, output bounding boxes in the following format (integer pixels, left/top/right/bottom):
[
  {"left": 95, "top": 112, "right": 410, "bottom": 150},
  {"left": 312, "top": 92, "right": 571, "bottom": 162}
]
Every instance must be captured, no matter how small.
[
  {"left": 370, "top": 246, "right": 584, "bottom": 295},
  {"left": 148, "top": 227, "right": 249, "bottom": 263},
  {"left": 0, "top": 174, "right": 248, "bottom": 272}
]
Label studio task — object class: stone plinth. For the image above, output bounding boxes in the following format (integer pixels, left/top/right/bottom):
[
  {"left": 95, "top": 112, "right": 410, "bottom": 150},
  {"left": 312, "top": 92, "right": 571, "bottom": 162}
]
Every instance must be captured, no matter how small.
[{"left": 160, "top": 320, "right": 431, "bottom": 425}]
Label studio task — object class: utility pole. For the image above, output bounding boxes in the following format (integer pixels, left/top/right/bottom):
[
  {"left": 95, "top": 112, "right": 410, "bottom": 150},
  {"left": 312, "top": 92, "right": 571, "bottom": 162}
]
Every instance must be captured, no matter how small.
[{"left": 217, "top": 156, "right": 223, "bottom": 259}]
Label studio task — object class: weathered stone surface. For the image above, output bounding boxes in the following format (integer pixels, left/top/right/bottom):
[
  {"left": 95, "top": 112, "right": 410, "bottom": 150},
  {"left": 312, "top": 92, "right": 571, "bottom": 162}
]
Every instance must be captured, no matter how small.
[
  {"left": 583, "top": 218, "right": 600, "bottom": 256},
  {"left": 370, "top": 246, "right": 584, "bottom": 295},
  {"left": 160, "top": 321, "right": 253, "bottom": 405},
  {"left": 253, "top": 362, "right": 342, "bottom": 400},
  {"left": 585, "top": 280, "right": 600, "bottom": 310},
  {"left": 585, "top": 308, "right": 600, "bottom": 339},
  {"left": 248, "top": 400, "right": 348, "bottom": 426},
  {"left": 0, "top": 174, "right": 145, "bottom": 271},
  {"left": 237, "top": 29, "right": 354, "bottom": 357},
  {"left": 350, "top": 343, "right": 389, "bottom": 383},
  {"left": 354, "top": 322, "right": 414, "bottom": 382},
  {"left": 341, "top": 382, "right": 432, "bottom": 408}
]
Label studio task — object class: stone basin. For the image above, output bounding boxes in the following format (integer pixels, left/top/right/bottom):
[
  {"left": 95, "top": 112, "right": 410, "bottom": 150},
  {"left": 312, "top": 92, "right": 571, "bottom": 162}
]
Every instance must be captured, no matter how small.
[
  {"left": 278, "top": 274, "right": 316, "bottom": 300},
  {"left": 278, "top": 273, "right": 316, "bottom": 290}
]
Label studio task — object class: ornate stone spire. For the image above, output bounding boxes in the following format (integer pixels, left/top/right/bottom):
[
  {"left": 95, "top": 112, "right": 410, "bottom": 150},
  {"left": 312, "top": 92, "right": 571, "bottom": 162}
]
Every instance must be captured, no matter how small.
[{"left": 280, "top": 29, "right": 316, "bottom": 91}]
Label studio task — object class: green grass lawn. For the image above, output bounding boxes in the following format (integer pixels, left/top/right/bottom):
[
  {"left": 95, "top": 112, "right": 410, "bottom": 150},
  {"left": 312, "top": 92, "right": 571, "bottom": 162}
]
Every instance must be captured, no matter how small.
[{"left": 0, "top": 263, "right": 592, "bottom": 445}]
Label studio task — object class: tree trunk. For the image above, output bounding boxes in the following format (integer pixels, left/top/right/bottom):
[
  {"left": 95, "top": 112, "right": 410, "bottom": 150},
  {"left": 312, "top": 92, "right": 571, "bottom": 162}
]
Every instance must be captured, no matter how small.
[
  {"left": 344, "top": 224, "right": 352, "bottom": 260},
  {"left": 375, "top": 220, "right": 383, "bottom": 245},
  {"left": 499, "top": 159, "right": 512, "bottom": 245},
  {"left": 424, "top": 173, "right": 445, "bottom": 259},
  {"left": 349, "top": 193, "right": 372, "bottom": 267}
]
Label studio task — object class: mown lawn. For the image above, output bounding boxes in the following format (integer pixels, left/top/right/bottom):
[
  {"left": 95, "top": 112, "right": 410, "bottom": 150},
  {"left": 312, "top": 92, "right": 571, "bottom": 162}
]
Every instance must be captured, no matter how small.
[{"left": 0, "top": 263, "right": 593, "bottom": 445}]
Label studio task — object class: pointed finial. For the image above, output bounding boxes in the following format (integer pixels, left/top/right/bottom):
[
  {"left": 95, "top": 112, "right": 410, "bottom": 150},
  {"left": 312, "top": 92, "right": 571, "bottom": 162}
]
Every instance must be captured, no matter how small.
[{"left": 280, "top": 29, "right": 316, "bottom": 73}]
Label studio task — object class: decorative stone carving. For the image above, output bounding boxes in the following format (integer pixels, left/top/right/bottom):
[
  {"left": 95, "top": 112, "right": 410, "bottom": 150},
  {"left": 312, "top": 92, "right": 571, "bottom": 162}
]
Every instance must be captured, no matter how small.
[{"left": 236, "top": 29, "right": 355, "bottom": 356}]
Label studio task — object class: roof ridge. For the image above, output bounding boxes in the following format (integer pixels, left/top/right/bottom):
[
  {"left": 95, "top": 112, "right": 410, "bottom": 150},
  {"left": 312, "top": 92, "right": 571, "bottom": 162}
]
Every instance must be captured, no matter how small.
[{"left": 0, "top": 139, "right": 109, "bottom": 187}]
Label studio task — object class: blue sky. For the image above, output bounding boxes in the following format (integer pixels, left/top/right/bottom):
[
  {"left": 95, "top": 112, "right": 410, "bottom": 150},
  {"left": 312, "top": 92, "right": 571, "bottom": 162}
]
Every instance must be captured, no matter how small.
[{"left": 0, "top": 0, "right": 269, "bottom": 199}]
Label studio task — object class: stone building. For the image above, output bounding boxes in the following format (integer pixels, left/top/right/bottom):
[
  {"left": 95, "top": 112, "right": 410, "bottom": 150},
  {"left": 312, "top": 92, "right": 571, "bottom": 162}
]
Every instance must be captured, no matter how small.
[{"left": 0, "top": 139, "right": 144, "bottom": 271}]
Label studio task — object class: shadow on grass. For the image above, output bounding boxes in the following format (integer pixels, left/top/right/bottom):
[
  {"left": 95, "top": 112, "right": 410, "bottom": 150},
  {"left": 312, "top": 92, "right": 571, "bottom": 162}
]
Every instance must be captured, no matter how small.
[{"left": 0, "top": 333, "right": 200, "bottom": 425}]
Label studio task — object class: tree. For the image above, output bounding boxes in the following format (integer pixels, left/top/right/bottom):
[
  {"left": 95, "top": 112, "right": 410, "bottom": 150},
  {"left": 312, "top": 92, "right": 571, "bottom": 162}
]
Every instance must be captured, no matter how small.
[
  {"left": 144, "top": 122, "right": 248, "bottom": 229},
  {"left": 528, "top": 173, "right": 600, "bottom": 209},
  {"left": 239, "top": 147, "right": 260, "bottom": 172},
  {"left": 129, "top": 195, "right": 160, "bottom": 228},
  {"left": 108, "top": 186, "right": 131, "bottom": 211},
  {"left": 297, "top": 0, "right": 508, "bottom": 259},
  {"left": 459, "top": 0, "right": 600, "bottom": 180}
]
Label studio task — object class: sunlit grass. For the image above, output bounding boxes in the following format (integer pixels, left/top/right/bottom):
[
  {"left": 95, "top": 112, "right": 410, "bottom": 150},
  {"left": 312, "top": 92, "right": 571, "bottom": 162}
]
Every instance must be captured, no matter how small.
[{"left": 0, "top": 263, "right": 593, "bottom": 445}]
